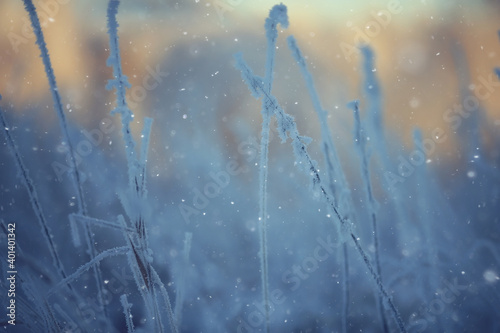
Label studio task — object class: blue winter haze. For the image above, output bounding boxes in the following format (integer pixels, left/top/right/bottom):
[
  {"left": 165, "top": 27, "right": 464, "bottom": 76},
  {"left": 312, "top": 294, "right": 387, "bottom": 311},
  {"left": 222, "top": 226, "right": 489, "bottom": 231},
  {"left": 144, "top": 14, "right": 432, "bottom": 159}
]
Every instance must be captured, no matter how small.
[{"left": 0, "top": 1, "right": 499, "bottom": 332}]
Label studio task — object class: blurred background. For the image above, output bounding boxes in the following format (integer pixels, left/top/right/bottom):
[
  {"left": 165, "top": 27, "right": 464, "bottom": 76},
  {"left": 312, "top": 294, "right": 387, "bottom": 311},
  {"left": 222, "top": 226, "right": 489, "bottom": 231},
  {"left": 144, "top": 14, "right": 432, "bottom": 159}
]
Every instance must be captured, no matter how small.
[
  {"left": 2, "top": 0, "right": 500, "bottom": 146},
  {"left": 1, "top": 0, "right": 500, "bottom": 332}
]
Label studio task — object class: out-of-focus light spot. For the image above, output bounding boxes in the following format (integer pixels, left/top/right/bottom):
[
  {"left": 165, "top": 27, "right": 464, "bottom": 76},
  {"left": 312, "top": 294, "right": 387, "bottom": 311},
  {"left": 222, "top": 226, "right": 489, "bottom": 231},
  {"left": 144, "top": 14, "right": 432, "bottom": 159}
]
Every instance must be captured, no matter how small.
[
  {"left": 483, "top": 270, "right": 499, "bottom": 283},
  {"left": 409, "top": 97, "right": 420, "bottom": 108}
]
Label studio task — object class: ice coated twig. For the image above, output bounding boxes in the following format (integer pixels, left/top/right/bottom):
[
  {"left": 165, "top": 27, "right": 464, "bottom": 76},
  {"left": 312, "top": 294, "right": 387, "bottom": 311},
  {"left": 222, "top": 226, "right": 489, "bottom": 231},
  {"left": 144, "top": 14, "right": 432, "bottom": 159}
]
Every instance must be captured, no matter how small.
[
  {"left": 350, "top": 235, "right": 406, "bottom": 333},
  {"left": 235, "top": 54, "right": 407, "bottom": 333},
  {"left": 287, "top": 35, "right": 354, "bottom": 332},
  {"left": 119, "top": 214, "right": 162, "bottom": 333},
  {"left": 21, "top": 0, "right": 109, "bottom": 320},
  {"left": 106, "top": 0, "right": 138, "bottom": 189},
  {"left": 22, "top": 276, "right": 61, "bottom": 332},
  {"left": 69, "top": 213, "right": 135, "bottom": 233},
  {"left": 349, "top": 100, "right": 389, "bottom": 333},
  {"left": 359, "top": 45, "right": 410, "bottom": 250},
  {"left": 106, "top": 0, "right": 152, "bottom": 248},
  {"left": 257, "top": 4, "right": 289, "bottom": 333},
  {"left": 287, "top": 35, "right": 355, "bottom": 221},
  {"left": 118, "top": 214, "right": 177, "bottom": 333},
  {"left": 0, "top": 108, "right": 70, "bottom": 288},
  {"left": 139, "top": 117, "right": 154, "bottom": 197},
  {"left": 120, "top": 294, "right": 135, "bottom": 333},
  {"left": 106, "top": 2, "right": 176, "bottom": 332},
  {"left": 48, "top": 246, "right": 129, "bottom": 296},
  {"left": 175, "top": 232, "right": 193, "bottom": 327},
  {"left": 21, "top": 0, "right": 87, "bottom": 216},
  {"left": 151, "top": 267, "right": 179, "bottom": 333}
]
